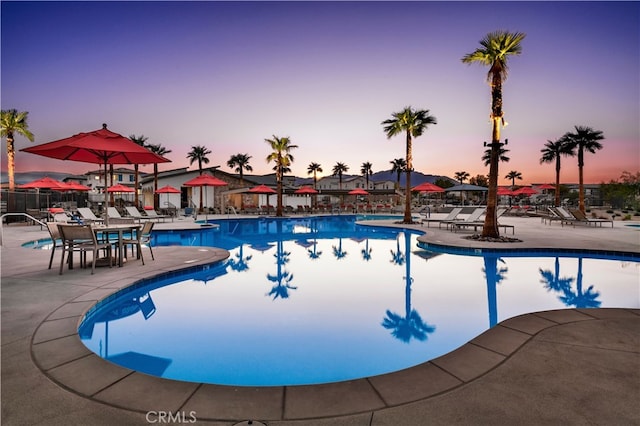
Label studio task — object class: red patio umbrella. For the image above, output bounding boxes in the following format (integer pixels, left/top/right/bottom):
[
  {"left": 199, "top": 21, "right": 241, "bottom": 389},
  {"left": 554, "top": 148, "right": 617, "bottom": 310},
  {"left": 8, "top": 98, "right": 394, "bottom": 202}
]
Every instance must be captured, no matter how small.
[
  {"left": 497, "top": 187, "right": 515, "bottom": 196},
  {"left": 62, "top": 182, "right": 91, "bottom": 191},
  {"left": 411, "top": 182, "right": 444, "bottom": 193},
  {"left": 294, "top": 186, "right": 318, "bottom": 195},
  {"left": 348, "top": 188, "right": 369, "bottom": 196},
  {"left": 155, "top": 185, "right": 181, "bottom": 210},
  {"left": 21, "top": 124, "right": 171, "bottom": 225},
  {"left": 512, "top": 186, "right": 538, "bottom": 196},
  {"left": 183, "top": 174, "right": 228, "bottom": 219},
  {"left": 18, "top": 176, "right": 67, "bottom": 190},
  {"left": 248, "top": 184, "right": 277, "bottom": 212},
  {"left": 537, "top": 184, "right": 556, "bottom": 190},
  {"left": 107, "top": 184, "right": 135, "bottom": 193}
]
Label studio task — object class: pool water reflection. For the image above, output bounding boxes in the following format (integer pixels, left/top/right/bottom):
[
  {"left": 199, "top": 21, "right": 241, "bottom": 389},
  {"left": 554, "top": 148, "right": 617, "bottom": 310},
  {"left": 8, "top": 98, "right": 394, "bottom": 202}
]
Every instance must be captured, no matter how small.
[{"left": 79, "top": 216, "right": 640, "bottom": 386}]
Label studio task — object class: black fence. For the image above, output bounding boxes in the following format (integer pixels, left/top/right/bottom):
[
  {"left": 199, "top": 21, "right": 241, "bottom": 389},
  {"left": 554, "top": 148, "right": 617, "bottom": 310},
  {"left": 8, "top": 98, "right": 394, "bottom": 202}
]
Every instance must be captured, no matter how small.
[{"left": 1, "top": 190, "right": 88, "bottom": 224}]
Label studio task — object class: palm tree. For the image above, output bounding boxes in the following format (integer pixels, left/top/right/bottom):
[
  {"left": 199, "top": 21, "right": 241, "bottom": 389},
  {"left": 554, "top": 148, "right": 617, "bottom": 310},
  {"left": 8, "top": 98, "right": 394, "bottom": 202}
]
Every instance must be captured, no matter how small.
[
  {"left": 227, "top": 153, "right": 253, "bottom": 186},
  {"left": 187, "top": 145, "right": 212, "bottom": 212},
  {"left": 482, "top": 145, "right": 510, "bottom": 167},
  {"left": 307, "top": 162, "right": 323, "bottom": 189},
  {"left": 382, "top": 107, "right": 437, "bottom": 223},
  {"left": 129, "top": 134, "right": 148, "bottom": 208},
  {"left": 361, "top": 161, "right": 373, "bottom": 190},
  {"left": 390, "top": 158, "right": 406, "bottom": 191},
  {"left": 265, "top": 135, "right": 298, "bottom": 217},
  {"left": 332, "top": 162, "right": 349, "bottom": 189},
  {"left": 454, "top": 171, "right": 470, "bottom": 184},
  {"left": 1, "top": 109, "right": 34, "bottom": 192},
  {"left": 462, "top": 30, "right": 526, "bottom": 238},
  {"left": 505, "top": 170, "right": 522, "bottom": 188},
  {"left": 146, "top": 143, "right": 172, "bottom": 210},
  {"left": 227, "top": 153, "right": 253, "bottom": 211},
  {"left": 562, "top": 126, "right": 605, "bottom": 212},
  {"left": 540, "top": 138, "right": 575, "bottom": 207}
]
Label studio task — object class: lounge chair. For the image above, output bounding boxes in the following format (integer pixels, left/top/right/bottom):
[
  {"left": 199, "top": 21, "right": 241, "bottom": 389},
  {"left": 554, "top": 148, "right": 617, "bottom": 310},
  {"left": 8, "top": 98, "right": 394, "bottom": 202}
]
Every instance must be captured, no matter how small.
[
  {"left": 143, "top": 207, "right": 171, "bottom": 222},
  {"left": 442, "top": 207, "right": 485, "bottom": 230},
  {"left": 125, "top": 206, "right": 154, "bottom": 222},
  {"left": 77, "top": 207, "right": 104, "bottom": 224},
  {"left": 452, "top": 208, "right": 515, "bottom": 234},
  {"left": 106, "top": 207, "right": 135, "bottom": 224},
  {"left": 421, "top": 207, "right": 463, "bottom": 228},
  {"left": 569, "top": 209, "right": 614, "bottom": 228}
]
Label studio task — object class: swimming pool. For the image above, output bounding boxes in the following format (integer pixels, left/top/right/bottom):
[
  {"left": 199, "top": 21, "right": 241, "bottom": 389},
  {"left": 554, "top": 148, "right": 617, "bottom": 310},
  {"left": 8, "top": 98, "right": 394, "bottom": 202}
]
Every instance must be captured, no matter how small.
[{"left": 78, "top": 215, "right": 640, "bottom": 386}]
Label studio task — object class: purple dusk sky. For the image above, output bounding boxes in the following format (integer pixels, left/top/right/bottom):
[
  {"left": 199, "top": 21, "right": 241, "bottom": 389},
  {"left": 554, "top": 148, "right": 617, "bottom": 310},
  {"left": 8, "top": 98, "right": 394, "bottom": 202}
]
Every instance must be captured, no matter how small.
[{"left": 1, "top": 1, "right": 638, "bottom": 185}]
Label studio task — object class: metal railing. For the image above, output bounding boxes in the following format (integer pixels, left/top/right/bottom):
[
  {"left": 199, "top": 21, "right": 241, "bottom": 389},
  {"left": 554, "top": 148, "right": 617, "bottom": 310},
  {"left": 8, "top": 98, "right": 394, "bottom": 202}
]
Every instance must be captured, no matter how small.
[{"left": 0, "top": 213, "right": 47, "bottom": 246}]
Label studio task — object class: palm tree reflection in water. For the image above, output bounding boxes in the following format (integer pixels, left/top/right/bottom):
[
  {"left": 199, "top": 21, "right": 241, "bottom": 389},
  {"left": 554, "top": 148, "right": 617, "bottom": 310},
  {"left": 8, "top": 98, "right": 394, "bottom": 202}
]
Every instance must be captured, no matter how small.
[
  {"left": 383, "top": 231, "right": 436, "bottom": 343},
  {"left": 332, "top": 238, "right": 348, "bottom": 260},
  {"left": 482, "top": 255, "right": 509, "bottom": 327},
  {"left": 227, "top": 244, "right": 252, "bottom": 272},
  {"left": 267, "top": 221, "right": 297, "bottom": 300},
  {"left": 540, "top": 257, "right": 601, "bottom": 308},
  {"left": 361, "top": 239, "right": 373, "bottom": 261}
]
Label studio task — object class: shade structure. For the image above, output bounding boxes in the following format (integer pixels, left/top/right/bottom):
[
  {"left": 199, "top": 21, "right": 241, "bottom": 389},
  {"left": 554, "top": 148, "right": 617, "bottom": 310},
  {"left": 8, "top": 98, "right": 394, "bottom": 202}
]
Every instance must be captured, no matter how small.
[
  {"left": 18, "top": 176, "right": 67, "bottom": 190},
  {"left": 183, "top": 174, "right": 228, "bottom": 221},
  {"left": 412, "top": 182, "right": 444, "bottom": 193},
  {"left": 107, "top": 184, "right": 135, "bottom": 193},
  {"left": 20, "top": 124, "right": 171, "bottom": 225},
  {"left": 294, "top": 186, "right": 318, "bottom": 195},
  {"left": 445, "top": 183, "right": 487, "bottom": 205},
  {"left": 348, "top": 188, "right": 369, "bottom": 196},
  {"left": 512, "top": 186, "right": 539, "bottom": 196}
]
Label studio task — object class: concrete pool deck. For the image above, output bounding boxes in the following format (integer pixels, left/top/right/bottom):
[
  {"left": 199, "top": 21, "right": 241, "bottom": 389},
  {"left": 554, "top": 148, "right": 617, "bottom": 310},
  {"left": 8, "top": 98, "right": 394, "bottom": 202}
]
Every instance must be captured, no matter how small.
[{"left": 1, "top": 214, "right": 639, "bottom": 425}]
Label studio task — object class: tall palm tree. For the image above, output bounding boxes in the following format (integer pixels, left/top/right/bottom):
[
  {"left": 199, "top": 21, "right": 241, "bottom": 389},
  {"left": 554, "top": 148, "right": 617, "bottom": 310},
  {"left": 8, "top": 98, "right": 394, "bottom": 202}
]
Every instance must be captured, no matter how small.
[
  {"left": 462, "top": 30, "right": 526, "bottom": 238},
  {"left": 307, "top": 162, "right": 323, "bottom": 189},
  {"left": 361, "top": 161, "right": 373, "bottom": 189},
  {"left": 505, "top": 170, "right": 522, "bottom": 188},
  {"left": 390, "top": 158, "right": 406, "bottom": 191},
  {"left": 227, "top": 153, "right": 253, "bottom": 210},
  {"left": 265, "top": 135, "right": 298, "bottom": 217},
  {"left": 540, "top": 138, "right": 575, "bottom": 207},
  {"left": 1, "top": 109, "right": 34, "bottom": 192},
  {"left": 129, "top": 134, "right": 148, "bottom": 208},
  {"left": 187, "top": 145, "right": 212, "bottom": 212},
  {"left": 382, "top": 106, "right": 437, "bottom": 223},
  {"left": 332, "top": 162, "right": 349, "bottom": 189},
  {"left": 146, "top": 143, "right": 172, "bottom": 210},
  {"left": 454, "top": 171, "right": 470, "bottom": 184},
  {"left": 562, "top": 126, "right": 605, "bottom": 213}
]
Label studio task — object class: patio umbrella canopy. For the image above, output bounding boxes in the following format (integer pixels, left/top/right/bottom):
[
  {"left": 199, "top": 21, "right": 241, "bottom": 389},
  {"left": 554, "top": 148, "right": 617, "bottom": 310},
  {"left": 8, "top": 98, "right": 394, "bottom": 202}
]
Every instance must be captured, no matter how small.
[
  {"left": 18, "top": 176, "right": 67, "bottom": 190},
  {"left": 183, "top": 174, "right": 228, "bottom": 219},
  {"left": 155, "top": 185, "right": 181, "bottom": 210},
  {"left": 107, "top": 184, "right": 135, "bottom": 193},
  {"left": 512, "top": 187, "right": 539, "bottom": 196},
  {"left": 294, "top": 186, "right": 318, "bottom": 195},
  {"left": 348, "top": 188, "right": 369, "bottom": 195},
  {"left": 21, "top": 124, "right": 171, "bottom": 225},
  {"left": 411, "top": 182, "right": 444, "bottom": 193},
  {"left": 247, "top": 184, "right": 276, "bottom": 194}
]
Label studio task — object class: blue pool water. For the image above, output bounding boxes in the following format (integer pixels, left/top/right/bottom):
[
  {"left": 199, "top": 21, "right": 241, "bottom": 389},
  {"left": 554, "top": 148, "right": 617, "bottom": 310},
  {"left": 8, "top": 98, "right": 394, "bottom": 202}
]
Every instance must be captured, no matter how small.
[{"left": 77, "top": 215, "right": 640, "bottom": 386}]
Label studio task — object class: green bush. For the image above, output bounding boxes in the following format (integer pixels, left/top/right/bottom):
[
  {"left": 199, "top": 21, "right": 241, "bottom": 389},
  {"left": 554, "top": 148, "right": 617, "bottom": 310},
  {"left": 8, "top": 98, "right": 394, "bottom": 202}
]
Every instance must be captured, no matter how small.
[{"left": 622, "top": 214, "right": 632, "bottom": 221}]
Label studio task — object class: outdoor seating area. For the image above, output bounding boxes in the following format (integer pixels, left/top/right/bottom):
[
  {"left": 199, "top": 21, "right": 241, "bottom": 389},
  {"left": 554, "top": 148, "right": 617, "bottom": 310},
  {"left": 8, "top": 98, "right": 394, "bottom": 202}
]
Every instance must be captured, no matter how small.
[{"left": 543, "top": 206, "right": 614, "bottom": 227}]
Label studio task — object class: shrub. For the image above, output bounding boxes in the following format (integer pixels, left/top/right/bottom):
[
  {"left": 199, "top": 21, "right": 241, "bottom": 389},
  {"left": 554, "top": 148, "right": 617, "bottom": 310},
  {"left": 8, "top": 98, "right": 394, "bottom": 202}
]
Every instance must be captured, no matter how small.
[{"left": 622, "top": 214, "right": 632, "bottom": 221}]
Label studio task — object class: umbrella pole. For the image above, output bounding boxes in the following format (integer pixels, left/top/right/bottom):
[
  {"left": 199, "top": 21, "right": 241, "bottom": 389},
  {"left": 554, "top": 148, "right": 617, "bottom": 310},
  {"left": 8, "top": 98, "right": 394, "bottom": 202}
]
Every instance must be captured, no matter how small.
[{"left": 104, "top": 161, "right": 109, "bottom": 226}]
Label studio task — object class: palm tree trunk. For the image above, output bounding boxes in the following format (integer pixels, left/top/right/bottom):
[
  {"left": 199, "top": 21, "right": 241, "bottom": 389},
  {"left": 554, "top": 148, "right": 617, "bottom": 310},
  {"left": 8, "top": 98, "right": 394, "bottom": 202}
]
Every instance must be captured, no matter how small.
[
  {"left": 276, "top": 167, "right": 283, "bottom": 216},
  {"left": 109, "top": 164, "right": 114, "bottom": 207},
  {"left": 578, "top": 148, "right": 585, "bottom": 213},
  {"left": 482, "top": 75, "right": 503, "bottom": 238},
  {"left": 555, "top": 157, "right": 561, "bottom": 207},
  {"left": 404, "top": 132, "right": 412, "bottom": 223},
  {"left": 134, "top": 164, "right": 140, "bottom": 208},
  {"left": 153, "top": 164, "right": 159, "bottom": 210},
  {"left": 7, "top": 136, "right": 15, "bottom": 191}
]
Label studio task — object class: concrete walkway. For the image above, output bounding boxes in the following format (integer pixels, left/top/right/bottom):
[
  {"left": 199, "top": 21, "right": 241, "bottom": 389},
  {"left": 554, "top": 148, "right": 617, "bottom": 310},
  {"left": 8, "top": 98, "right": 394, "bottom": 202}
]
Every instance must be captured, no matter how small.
[{"left": 1, "top": 214, "right": 639, "bottom": 425}]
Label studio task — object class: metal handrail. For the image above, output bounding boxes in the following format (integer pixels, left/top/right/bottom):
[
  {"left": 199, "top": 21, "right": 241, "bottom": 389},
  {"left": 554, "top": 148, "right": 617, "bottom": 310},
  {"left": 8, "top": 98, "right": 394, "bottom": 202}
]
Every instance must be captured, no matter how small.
[{"left": 0, "top": 213, "right": 48, "bottom": 246}]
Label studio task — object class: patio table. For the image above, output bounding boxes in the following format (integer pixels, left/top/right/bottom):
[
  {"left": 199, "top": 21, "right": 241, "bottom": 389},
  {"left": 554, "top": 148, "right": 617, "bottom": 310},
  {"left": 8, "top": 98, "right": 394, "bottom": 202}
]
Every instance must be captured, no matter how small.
[{"left": 92, "top": 223, "right": 142, "bottom": 267}]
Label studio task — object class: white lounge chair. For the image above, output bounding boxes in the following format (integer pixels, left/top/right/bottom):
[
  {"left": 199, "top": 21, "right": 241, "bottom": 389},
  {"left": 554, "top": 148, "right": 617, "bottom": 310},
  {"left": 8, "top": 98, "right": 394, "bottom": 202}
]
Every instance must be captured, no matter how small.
[
  {"left": 125, "top": 206, "right": 154, "bottom": 222},
  {"left": 442, "top": 207, "right": 485, "bottom": 230},
  {"left": 421, "top": 207, "right": 463, "bottom": 228},
  {"left": 76, "top": 208, "right": 104, "bottom": 224}
]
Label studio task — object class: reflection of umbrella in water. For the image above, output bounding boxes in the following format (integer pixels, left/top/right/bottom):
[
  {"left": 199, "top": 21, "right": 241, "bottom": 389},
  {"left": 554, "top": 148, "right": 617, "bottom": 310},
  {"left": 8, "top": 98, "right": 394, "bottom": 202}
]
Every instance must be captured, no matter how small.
[
  {"left": 250, "top": 242, "right": 275, "bottom": 253},
  {"left": 21, "top": 124, "right": 171, "bottom": 225},
  {"left": 107, "top": 352, "right": 172, "bottom": 376},
  {"left": 295, "top": 239, "right": 315, "bottom": 248},
  {"left": 412, "top": 250, "right": 441, "bottom": 261}
]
